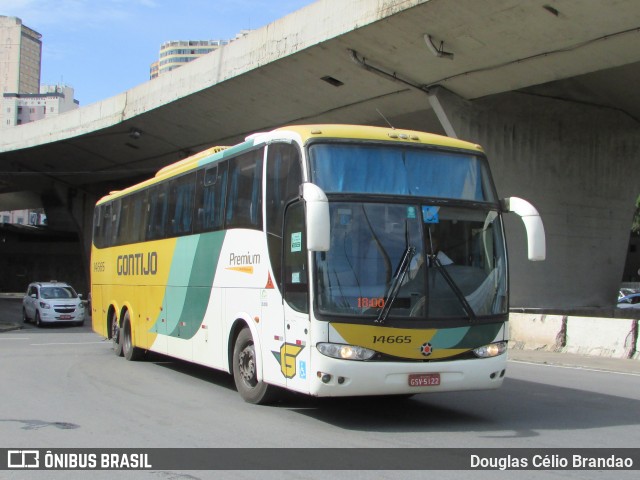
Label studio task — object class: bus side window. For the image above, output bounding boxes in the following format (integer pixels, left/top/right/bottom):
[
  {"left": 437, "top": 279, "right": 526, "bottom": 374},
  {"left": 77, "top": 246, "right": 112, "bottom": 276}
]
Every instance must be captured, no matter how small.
[
  {"left": 225, "top": 148, "right": 264, "bottom": 230},
  {"left": 130, "top": 190, "right": 146, "bottom": 244},
  {"left": 283, "top": 201, "right": 308, "bottom": 313},
  {"left": 168, "top": 172, "right": 196, "bottom": 236},
  {"left": 102, "top": 199, "right": 120, "bottom": 247},
  {"left": 195, "top": 162, "right": 228, "bottom": 233},
  {"left": 116, "top": 196, "right": 131, "bottom": 245},
  {"left": 93, "top": 205, "right": 104, "bottom": 248},
  {"left": 266, "top": 143, "right": 302, "bottom": 291},
  {"left": 147, "top": 184, "right": 169, "bottom": 240}
]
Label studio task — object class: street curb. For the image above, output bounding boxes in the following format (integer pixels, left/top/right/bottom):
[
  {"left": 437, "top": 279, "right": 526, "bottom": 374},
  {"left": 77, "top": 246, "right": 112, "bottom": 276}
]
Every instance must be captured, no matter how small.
[
  {"left": 0, "top": 323, "right": 22, "bottom": 332},
  {"left": 0, "top": 293, "right": 23, "bottom": 299}
]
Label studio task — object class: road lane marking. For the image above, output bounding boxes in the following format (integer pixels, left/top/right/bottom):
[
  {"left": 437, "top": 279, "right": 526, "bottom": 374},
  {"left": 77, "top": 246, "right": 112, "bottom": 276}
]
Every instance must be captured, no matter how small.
[
  {"left": 29, "top": 341, "right": 105, "bottom": 346},
  {"left": 509, "top": 359, "right": 640, "bottom": 377}
]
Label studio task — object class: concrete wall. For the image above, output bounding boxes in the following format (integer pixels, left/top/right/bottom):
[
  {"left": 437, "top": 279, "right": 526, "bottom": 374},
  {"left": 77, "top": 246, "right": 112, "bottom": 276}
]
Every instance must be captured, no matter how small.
[
  {"left": 510, "top": 313, "right": 639, "bottom": 360},
  {"left": 446, "top": 91, "right": 640, "bottom": 309}
]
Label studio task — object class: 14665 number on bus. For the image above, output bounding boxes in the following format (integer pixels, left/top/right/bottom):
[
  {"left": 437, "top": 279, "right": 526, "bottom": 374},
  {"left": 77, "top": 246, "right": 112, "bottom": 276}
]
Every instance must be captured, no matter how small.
[{"left": 373, "top": 335, "right": 412, "bottom": 344}]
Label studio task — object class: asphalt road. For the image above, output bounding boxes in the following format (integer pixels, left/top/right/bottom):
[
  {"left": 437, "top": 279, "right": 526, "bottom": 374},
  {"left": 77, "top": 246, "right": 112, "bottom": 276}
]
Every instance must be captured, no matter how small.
[{"left": 1, "top": 299, "right": 639, "bottom": 479}]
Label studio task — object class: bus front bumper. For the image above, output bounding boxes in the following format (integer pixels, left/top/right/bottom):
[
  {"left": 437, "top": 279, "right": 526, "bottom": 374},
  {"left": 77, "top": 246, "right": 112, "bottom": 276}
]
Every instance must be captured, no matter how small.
[{"left": 308, "top": 348, "right": 507, "bottom": 397}]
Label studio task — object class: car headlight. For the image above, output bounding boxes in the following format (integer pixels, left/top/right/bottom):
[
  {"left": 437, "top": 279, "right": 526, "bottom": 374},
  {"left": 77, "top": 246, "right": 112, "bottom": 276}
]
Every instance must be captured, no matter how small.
[
  {"left": 39, "top": 301, "right": 51, "bottom": 309},
  {"left": 473, "top": 341, "right": 507, "bottom": 358},
  {"left": 317, "top": 342, "right": 376, "bottom": 361}
]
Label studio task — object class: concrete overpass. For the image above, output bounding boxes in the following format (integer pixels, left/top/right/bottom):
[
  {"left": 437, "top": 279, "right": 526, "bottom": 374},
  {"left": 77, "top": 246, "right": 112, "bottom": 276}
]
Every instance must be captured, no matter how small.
[{"left": 1, "top": 0, "right": 639, "bottom": 311}]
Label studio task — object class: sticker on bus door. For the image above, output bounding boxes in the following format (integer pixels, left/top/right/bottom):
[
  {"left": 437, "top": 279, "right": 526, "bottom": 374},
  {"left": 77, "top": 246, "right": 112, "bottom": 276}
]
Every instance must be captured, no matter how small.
[
  {"left": 422, "top": 206, "right": 440, "bottom": 223},
  {"left": 291, "top": 232, "right": 302, "bottom": 252}
]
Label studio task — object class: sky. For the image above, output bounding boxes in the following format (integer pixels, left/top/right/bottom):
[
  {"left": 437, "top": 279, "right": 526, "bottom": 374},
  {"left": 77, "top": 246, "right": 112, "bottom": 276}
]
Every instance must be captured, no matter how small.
[{"left": 1, "top": 0, "right": 316, "bottom": 106}]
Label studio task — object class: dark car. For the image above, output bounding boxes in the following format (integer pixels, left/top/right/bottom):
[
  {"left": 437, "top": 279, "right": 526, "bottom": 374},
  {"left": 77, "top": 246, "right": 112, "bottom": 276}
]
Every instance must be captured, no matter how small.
[{"left": 617, "top": 293, "right": 640, "bottom": 309}]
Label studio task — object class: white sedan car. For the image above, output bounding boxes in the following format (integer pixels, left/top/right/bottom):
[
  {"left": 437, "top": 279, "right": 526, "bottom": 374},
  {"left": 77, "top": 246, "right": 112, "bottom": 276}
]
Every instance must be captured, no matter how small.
[{"left": 22, "top": 281, "right": 85, "bottom": 327}]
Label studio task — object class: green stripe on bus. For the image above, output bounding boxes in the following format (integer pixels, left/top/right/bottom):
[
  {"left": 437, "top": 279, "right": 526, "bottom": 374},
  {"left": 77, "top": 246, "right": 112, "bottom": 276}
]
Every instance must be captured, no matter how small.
[
  {"left": 151, "top": 231, "right": 225, "bottom": 339},
  {"left": 454, "top": 323, "right": 503, "bottom": 349},
  {"left": 170, "top": 231, "right": 226, "bottom": 339}
]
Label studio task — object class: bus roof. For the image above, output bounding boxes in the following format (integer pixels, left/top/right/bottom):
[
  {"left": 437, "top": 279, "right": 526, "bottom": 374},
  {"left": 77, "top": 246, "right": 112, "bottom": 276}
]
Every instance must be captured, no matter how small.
[
  {"left": 154, "top": 145, "right": 230, "bottom": 178},
  {"left": 276, "top": 124, "right": 484, "bottom": 153},
  {"left": 97, "top": 124, "right": 484, "bottom": 205}
]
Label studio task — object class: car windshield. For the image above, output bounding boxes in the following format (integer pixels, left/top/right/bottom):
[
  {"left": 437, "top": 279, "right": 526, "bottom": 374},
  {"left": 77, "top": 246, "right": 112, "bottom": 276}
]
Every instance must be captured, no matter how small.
[
  {"left": 40, "top": 287, "right": 77, "bottom": 299},
  {"left": 314, "top": 202, "right": 507, "bottom": 320}
]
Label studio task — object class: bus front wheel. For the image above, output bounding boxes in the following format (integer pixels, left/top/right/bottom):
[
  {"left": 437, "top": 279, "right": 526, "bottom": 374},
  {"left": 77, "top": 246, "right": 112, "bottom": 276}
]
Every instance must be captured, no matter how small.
[{"left": 232, "top": 328, "right": 279, "bottom": 405}]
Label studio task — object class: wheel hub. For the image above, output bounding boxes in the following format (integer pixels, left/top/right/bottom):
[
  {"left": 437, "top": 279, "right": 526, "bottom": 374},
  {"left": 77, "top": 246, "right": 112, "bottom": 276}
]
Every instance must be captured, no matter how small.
[{"left": 238, "top": 347, "right": 256, "bottom": 384}]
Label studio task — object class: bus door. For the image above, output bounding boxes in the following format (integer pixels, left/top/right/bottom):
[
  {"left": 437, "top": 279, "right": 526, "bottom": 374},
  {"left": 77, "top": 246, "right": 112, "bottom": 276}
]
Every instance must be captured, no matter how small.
[{"left": 281, "top": 201, "right": 311, "bottom": 393}]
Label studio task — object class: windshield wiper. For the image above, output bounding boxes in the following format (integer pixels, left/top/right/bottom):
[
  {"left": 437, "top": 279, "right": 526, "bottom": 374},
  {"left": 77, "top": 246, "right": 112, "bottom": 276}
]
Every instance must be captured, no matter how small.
[
  {"left": 376, "top": 245, "right": 416, "bottom": 324},
  {"left": 430, "top": 255, "right": 477, "bottom": 322}
]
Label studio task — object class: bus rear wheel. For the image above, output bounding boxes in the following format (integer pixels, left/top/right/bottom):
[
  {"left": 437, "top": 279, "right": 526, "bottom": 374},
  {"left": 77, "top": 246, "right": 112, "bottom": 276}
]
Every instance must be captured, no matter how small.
[
  {"left": 111, "top": 311, "right": 123, "bottom": 357},
  {"left": 122, "top": 311, "right": 143, "bottom": 361},
  {"left": 232, "top": 328, "right": 279, "bottom": 404}
]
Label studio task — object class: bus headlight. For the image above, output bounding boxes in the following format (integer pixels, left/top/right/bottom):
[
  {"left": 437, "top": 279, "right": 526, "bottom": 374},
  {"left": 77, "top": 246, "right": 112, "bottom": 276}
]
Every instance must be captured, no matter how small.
[
  {"left": 473, "top": 341, "right": 507, "bottom": 358},
  {"left": 317, "top": 343, "right": 376, "bottom": 361}
]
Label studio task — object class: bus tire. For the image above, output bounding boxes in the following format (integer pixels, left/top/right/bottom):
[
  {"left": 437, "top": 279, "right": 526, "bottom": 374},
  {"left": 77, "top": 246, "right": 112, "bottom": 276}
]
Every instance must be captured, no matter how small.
[
  {"left": 122, "top": 311, "right": 143, "bottom": 361},
  {"left": 232, "top": 327, "right": 279, "bottom": 405},
  {"left": 111, "top": 310, "right": 123, "bottom": 357}
]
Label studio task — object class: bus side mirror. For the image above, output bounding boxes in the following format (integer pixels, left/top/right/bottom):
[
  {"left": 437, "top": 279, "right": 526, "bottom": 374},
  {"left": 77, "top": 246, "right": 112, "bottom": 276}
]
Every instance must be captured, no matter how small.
[
  {"left": 502, "top": 197, "right": 546, "bottom": 261},
  {"left": 302, "top": 183, "right": 330, "bottom": 252}
]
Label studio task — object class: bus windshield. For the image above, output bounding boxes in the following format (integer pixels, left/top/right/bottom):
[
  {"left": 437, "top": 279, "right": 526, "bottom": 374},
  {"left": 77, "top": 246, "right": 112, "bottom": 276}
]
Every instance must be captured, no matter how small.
[
  {"left": 314, "top": 202, "right": 507, "bottom": 320},
  {"left": 309, "top": 143, "right": 497, "bottom": 202},
  {"left": 310, "top": 142, "right": 506, "bottom": 321}
]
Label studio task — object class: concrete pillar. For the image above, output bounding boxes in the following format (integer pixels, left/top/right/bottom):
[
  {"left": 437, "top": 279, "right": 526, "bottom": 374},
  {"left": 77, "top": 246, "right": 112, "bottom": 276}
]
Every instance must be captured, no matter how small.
[
  {"left": 434, "top": 89, "right": 640, "bottom": 310},
  {"left": 427, "top": 86, "right": 466, "bottom": 139},
  {"left": 67, "top": 191, "right": 98, "bottom": 296},
  {"left": 42, "top": 185, "right": 98, "bottom": 295}
]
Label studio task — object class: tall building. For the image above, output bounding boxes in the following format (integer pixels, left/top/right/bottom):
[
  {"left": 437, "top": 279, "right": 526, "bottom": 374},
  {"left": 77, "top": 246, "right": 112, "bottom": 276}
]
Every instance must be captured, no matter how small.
[
  {"left": 150, "top": 39, "right": 229, "bottom": 79},
  {"left": 0, "top": 17, "right": 78, "bottom": 129},
  {"left": 0, "top": 17, "right": 71, "bottom": 224},
  {"left": 2, "top": 84, "right": 79, "bottom": 129},
  {"left": 0, "top": 16, "right": 42, "bottom": 95}
]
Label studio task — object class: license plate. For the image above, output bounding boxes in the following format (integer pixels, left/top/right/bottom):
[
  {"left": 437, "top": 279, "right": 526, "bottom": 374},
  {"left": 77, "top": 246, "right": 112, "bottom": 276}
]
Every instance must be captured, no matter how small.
[
  {"left": 59, "top": 315, "right": 72, "bottom": 320},
  {"left": 408, "top": 373, "right": 441, "bottom": 387}
]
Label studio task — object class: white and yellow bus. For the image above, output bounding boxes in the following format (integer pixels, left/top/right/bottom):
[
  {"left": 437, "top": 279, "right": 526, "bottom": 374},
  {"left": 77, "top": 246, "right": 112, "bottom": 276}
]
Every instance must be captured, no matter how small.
[{"left": 91, "top": 124, "right": 545, "bottom": 404}]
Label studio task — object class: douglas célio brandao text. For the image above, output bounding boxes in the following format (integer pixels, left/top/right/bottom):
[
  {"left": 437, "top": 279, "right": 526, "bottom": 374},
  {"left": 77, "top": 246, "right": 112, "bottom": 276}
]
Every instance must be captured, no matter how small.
[{"left": 470, "top": 453, "right": 634, "bottom": 470}]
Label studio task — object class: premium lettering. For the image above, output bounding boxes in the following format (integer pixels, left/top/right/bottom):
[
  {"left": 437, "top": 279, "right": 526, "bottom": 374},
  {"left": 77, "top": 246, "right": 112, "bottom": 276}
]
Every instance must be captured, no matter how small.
[
  {"left": 117, "top": 252, "right": 158, "bottom": 276},
  {"left": 229, "top": 252, "right": 260, "bottom": 266}
]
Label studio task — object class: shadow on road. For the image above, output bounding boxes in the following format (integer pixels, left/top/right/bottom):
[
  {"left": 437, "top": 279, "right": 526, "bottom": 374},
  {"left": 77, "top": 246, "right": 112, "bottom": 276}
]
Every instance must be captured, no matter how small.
[
  {"left": 277, "top": 377, "right": 640, "bottom": 438},
  {"left": 141, "top": 350, "right": 640, "bottom": 439}
]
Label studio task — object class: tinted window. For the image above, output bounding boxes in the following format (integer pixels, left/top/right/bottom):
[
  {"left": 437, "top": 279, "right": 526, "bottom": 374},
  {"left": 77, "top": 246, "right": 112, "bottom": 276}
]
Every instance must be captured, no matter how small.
[
  {"left": 225, "top": 148, "right": 264, "bottom": 230},
  {"left": 266, "top": 143, "right": 302, "bottom": 291},
  {"left": 147, "top": 184, "right": 169, "bottom": 240},
  {"left": 283, "top": 201, "right": 308, "bottom": 313},
  {"left": 310, "top": 144, "right": 497, "bottom": 202},
  {"left": 195, "top": 162, "right": 228, "bottom": 232},
  {"left": 168, "top": 173, "right": 196, "bottom": 236}
]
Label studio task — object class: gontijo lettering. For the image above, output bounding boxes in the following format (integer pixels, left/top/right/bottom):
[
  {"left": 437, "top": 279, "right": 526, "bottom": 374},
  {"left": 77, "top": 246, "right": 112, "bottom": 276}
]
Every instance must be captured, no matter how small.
[{"left": 116, "top": 252, "right": 158, "bottom": 276}]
